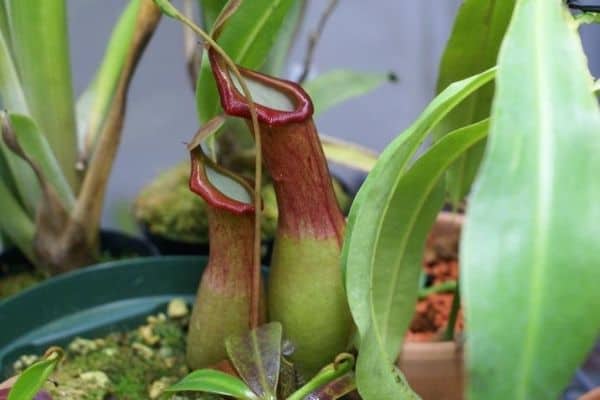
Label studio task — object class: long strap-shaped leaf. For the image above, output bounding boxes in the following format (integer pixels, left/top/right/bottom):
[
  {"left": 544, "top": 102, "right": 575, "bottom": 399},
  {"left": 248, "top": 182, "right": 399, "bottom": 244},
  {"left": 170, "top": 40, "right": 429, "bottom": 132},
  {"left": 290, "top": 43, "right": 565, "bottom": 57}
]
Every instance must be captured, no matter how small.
[
  {"left": 7, "top": 0, "right": 78, "bottom": 189},
  {"left": 461, "top": 1, "right": 600, "bottom": 399},
  {"left": 76, "top": 0, "right": 142, "bottom": 164},
  {"left": 0, "top": 27, "right": 26, "bottom": 113},
  {"left": 349, "top": 120, "right": 489, "bottom": 400},
  {"left": 342, "top": 68, "right": 495, "bottom": 338},
  {"left": 436, "top": 0, "right": 515, "bottom": 205}
]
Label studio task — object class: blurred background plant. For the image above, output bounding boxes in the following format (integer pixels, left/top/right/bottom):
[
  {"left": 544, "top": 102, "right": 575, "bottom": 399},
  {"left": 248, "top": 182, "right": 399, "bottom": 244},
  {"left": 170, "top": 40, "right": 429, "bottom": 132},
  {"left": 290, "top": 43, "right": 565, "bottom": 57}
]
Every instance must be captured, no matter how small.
[{"left": 0, "top": 0, "right": 162, "bottom": 274}]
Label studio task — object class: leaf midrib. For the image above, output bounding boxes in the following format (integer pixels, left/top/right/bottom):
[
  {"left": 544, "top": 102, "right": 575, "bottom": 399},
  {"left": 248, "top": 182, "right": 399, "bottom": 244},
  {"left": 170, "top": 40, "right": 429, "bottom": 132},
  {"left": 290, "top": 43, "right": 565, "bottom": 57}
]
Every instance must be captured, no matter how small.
[{"left": 514, "top": 1, "right": 553, "bottom": 397}]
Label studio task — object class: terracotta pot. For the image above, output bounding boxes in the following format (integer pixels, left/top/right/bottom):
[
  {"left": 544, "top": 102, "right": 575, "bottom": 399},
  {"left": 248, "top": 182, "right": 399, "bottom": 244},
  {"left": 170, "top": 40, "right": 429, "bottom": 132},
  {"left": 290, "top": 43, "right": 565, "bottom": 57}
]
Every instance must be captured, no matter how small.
[
  {"left": 581, "top": 387, "right": 600, "bottom": 400},
  {"left": 399, "top": 341, "right": 463, "bottom": 400},
  {"left": 398, "top": 211, "right": 464, "bottom": 400}
]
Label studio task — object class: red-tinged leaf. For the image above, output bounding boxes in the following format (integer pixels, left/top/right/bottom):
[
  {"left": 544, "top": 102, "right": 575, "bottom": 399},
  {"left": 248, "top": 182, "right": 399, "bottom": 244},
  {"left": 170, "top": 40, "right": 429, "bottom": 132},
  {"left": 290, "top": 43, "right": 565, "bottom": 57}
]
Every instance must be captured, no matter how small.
[{"left": 225, "top": 323, "right": 282, "bottom": 400}]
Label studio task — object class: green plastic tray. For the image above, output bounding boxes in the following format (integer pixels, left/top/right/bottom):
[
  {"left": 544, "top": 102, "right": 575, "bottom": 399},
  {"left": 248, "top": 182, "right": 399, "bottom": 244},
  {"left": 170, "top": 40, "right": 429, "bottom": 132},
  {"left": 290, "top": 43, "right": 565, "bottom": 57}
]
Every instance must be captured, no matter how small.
[{"left": 0, "top": 256, "right": 206, "bottom": 377}]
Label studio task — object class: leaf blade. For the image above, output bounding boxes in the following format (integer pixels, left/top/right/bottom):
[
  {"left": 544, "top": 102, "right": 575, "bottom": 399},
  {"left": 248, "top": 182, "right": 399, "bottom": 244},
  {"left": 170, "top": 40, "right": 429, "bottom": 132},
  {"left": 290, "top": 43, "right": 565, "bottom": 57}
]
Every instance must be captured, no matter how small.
[
  {"left": 167, "top": 369, "right": 259, "bottom": 400},
  {"left": 304, "top": 70, "right": 390, "bottom": 117},
  {"left": 7, "top": 0, "right": 78, "bottom": 188},
  {"left": 342, "top": 68, "right": 496, "bottom": 337},
  {"left": 436, "top": 0, "right": 515, "bottom": 204},
  {"left": 348, "top": 120, "right": 489, "bottom": 400},
  {"left": 225, "top": 322, "right": 282, "bottom": 400},
  {"left": 7, "top": 349, "right": 62, "bottom": 400},
  {"left": 461, "top": 1, "right": 600, "bottom": 398}
]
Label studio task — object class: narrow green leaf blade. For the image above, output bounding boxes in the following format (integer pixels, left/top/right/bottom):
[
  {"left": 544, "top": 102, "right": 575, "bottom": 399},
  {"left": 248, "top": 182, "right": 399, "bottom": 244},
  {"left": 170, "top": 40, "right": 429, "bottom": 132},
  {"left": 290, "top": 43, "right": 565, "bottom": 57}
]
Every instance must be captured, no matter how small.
[
  {"left": 436, "top": 0, "right": 515, "bottom": 204},
  {"left": 225, "top": 323, "right": 281, "bottom": 400},
  {"left": 348, "top": 120, "right": 488, "bottom": 400},
  {"left": 196, "top": 0, "right": 295, "bottom": 123},
  {"left": 198, "top": 0, "right": 228, "bottom": 30},
  {"left": 1, "top": 113, "right": 74, "bottom": 214},
  {"left": 461, "top": 1, "right": 600, "bottom": 399},
  {"left": 320, "top": 135, "right": 378, "bottom": 172},
  {"left": 0, "top": 2, "right": 9, "bottom": 44},
  {"left": 341, "top": 68, "right": 495, "bottom": 337},
  {"left": 303, "top": 70, "right": 390, "bottom": 116},
  {"left": 8, "top": 0, "right": 78, "bottom": 188},
  {"left": 7, "top": 350, "right": 62, "bottom": 400},
  {"left": 76, "top": 0, "right": 142, "bottom": 158},
  {"left": 0, "top": 178, "right": 35, "bottom": 262},
  {"left": 262, "top": 1, "right": 305, "bottom": 76},
  {"left": 0, "top": 28, "right": 27, "bottom": 113},
  {"left": 167, "top": 369, "right": 259, "bottom": 400}
]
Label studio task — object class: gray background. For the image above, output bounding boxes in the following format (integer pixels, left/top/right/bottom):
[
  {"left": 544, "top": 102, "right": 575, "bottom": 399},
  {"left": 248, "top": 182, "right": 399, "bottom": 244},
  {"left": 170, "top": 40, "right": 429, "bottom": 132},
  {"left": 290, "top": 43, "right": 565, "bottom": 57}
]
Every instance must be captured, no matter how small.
[{"left": 66, "top": 1, "right": 600, "bottom": 230}]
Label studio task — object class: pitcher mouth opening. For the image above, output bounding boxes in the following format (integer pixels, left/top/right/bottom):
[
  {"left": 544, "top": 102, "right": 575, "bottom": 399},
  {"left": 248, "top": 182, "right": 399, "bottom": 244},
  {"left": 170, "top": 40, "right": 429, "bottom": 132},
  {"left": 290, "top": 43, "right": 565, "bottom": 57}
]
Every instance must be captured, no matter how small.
[{"left": 209, "top": 49, "right": 314, "bottom": 125}]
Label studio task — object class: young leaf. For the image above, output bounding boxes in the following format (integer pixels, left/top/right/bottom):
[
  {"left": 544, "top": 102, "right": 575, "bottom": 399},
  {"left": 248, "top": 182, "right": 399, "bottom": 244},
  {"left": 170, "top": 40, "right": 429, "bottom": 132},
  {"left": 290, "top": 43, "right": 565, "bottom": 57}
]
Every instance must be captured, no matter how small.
[
  {"left": 167, "top": 369, "right": 259, "bottom": 400},
  {"left": 7, "top": 348, "right": 62, "bottom": 400},
  {"left": 461, "top": 1, "right": 600, "bottom": 399},
  {"left": 435, "top": 0, "right": 515, "bottom": 205},
  {"left": 225, "top": 323, "right": 282, "bottom": 400},
  {"left": 303, "top": 70, "right": 391, "bottom": 116},
  {"left": 7, "top": 0, "right": 78, "bottom": 188},
  {"left": 76, "top": 0, "right": 142, "bottom": 163},
  {"left": 196, "top": 0, "right": 295, "bottom": 123},
  {"left": 347, "top": 120, "right": 489, "bottom": 400},
  {"left": 341, "top": 68, "right": 495, "bottom": 337}
]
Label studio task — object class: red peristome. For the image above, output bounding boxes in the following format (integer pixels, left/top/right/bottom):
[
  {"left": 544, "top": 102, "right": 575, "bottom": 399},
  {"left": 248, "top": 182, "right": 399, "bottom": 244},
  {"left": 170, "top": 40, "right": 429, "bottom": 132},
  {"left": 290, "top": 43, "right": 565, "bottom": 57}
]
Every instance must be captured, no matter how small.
[
  {"left": 209, "top": 50, "right": 314, "bottom": 125},
  {"left": 189, "top": 150, "right": 255, "bottom": 215}
]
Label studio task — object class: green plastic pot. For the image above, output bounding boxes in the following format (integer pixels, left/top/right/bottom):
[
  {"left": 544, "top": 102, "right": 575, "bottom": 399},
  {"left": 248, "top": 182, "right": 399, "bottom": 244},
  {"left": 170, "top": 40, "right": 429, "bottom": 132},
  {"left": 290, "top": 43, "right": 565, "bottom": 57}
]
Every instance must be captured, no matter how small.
[{"left": 0, "top": 256, "right": 206, "bottom": 378}]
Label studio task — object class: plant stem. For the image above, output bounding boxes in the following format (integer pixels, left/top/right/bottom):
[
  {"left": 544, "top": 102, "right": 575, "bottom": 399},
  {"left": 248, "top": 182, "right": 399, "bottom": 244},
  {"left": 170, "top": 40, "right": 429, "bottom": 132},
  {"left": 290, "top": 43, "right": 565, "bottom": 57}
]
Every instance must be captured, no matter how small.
[
  {"left": 155, "top": 0, "right": 263, "bottom": 330},
  {"left": 418, "top": 280, "right": 457, "bottom": 300},
  {"left": 443, "top": 284, "right": 461, "bottom": 341}
]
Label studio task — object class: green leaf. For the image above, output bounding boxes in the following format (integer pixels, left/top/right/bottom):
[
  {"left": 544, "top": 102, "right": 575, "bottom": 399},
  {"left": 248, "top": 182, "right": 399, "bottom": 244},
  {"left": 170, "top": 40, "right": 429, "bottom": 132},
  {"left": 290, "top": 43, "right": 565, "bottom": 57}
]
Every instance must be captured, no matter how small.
[
  {"left": 436, "top": 0, "right": 515, "bottom": 205},
  {"left": 347, "top": 120, "right": 489, "bottom": 400},
  {"left": 7, "top": 349, "right": 62, "bottom": 400},
  {"left": 0, "top": 2, "right": 9, "bottom": 45},
  {"left": 76, "top": 0, "right": 142, "bottom": 159},
  {"left": 1, "top": 113, "right": 74, "bottom": 215},
  {"left": 0, "top": 178, "right": 34, "bottom": 262},
  {"left": 319, "top": 135, "right": 378, "bottom": 172},
  {"left": 7, "top": 0, "right": 78, "bottom": 188},
  {"left": 196, "top": 0, "right": 295, "bottom": 123},
  {"left": 0, "top": 28, "right": 27, "bottom": 113},
  {"left": 262, "top": 1, "right": 305, "bottom": 76},
  {"left": 167, "top": 369, "right": 259, "bottom": 400},
  {"left": 341, "top": 67, "right": 495, "bottom": 337},
  {"left": 461, "top": 1, "right": 600, "bottom": 399},
  {"left": 303, "top": 70, "right": 390, "bottom": 116},
  {"left": 225, "top": 323, "right": 281, "bottom": 400},
  {"left": 198, "top": 0, "right": 228, "bottom": 30}
]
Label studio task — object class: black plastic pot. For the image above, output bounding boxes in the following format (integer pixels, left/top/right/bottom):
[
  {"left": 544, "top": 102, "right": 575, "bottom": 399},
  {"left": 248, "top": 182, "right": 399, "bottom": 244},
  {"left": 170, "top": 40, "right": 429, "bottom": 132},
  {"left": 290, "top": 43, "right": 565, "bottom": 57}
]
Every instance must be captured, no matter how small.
[
  {"left": 140, "top": 224, "right": 210, "bottom": 255},
  {"left": 0, "top": 255, "right": 206, "bottom": 378}
]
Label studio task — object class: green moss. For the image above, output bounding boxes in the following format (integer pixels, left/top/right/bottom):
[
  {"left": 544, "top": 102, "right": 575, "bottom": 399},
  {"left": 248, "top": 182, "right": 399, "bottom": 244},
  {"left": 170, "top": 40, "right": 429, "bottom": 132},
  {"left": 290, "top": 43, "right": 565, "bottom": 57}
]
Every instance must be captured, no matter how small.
[
  {"left": 134, "top": 162, "right": 352, "bottom": 245},
  {"left": 16, "top": 312, "right": 210, "bottom": 400}
]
